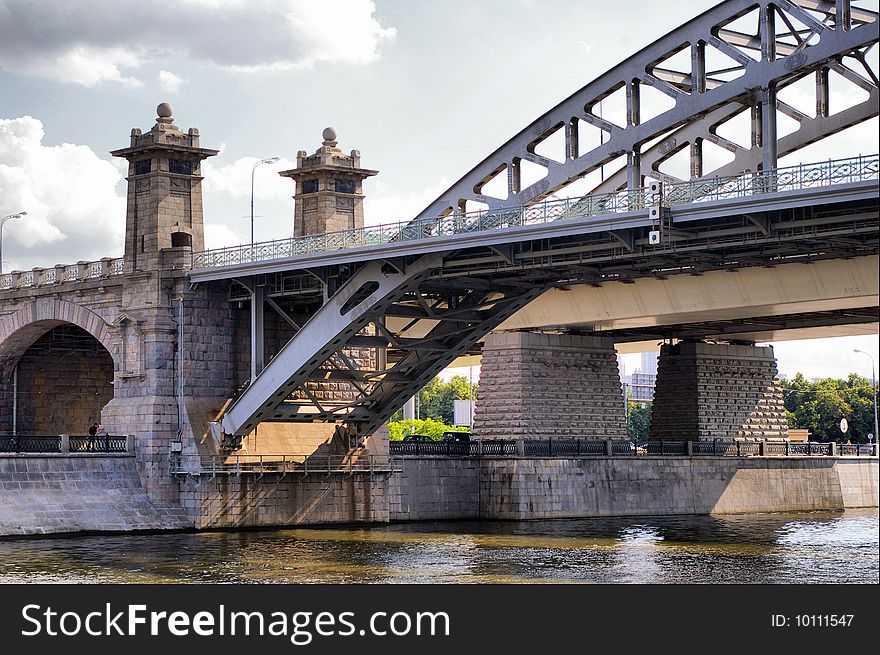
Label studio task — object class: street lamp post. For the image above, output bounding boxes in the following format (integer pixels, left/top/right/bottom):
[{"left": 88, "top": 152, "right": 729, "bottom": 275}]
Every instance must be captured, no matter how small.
[
  {"left": 250, "top": 157, "right": 280, "bottom": 245},
  {"left": 0, "top": 211, "right": 27, "bottom": 275},
  {"left": 854, "top": 349, "right": 879, "bottom": 455}
]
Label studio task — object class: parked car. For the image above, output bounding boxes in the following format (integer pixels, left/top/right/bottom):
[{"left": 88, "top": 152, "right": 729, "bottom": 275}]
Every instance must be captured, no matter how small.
[
  {"left": 441, "top": 431, "right": 471, "bottom": 442},
  {"left": 401, "top": 434, "right": 432, "bottom": 442}
]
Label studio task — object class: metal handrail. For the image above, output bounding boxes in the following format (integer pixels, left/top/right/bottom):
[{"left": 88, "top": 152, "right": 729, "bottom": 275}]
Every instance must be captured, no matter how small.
[
  {"left": 0, "top": 434, "right": 128, "bottom": 454},
  {"left": 192, "top": 154, "right": 879, "bottom": 269},
  {"left": 388, "top": 438, "right": 877, "bottom": 458}
]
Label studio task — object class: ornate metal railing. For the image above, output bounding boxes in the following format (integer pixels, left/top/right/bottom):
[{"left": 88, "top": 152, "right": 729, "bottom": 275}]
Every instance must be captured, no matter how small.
[
  {"left": 0, "top": 257, "right": 125, "bottom": 292},
  {"left": 192, "top": 154, "right": 879, "bottom": 269},
  {"left": 170, "top": 453, "right": 397, "bottom": 476},
  {"left": 0, "top": 436, "right": 62, "bottom": 453},
  {"left": 0, "top": 434, "right": 128, "bottom": 454},
  {"left": 524, "top": 439, "right": 607, "bottom": 456},
  {"left": 69, "top": 435, "right": 129, "bottom": 453},
  {"left": 389, "top": 438, "right": 877, "bottom": 458}
]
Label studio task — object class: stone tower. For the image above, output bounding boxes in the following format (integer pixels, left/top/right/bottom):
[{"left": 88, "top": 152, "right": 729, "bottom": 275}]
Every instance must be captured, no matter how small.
[
  {"left": 111, "top": 102, "right": 218, "bottom": 272},
  {"left": 279, "top": 128, "right": 377, "bottom": 237},
  {"left": 103, "top": 103, "right": 220, "bottom": 503}
]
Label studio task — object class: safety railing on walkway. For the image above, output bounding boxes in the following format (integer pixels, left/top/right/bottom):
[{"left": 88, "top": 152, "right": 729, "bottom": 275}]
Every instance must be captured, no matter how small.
[
  {"left": 192, "top": 154, "right": 879, "bottom": 269},
  {"left": 0, "top": 257, "right": 125, "bottom": 292},
  {"left": 0, "top": 434, "right": 130, "bottom": 454},
  {"left": 389, "top": 438, "right": 877, "bottom": 458},
  {"left": 170, "top": 453, "right": 398, "bottom": 477}
]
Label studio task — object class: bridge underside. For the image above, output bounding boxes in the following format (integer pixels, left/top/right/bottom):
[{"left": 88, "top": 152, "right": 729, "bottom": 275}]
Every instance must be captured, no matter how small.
[
  {"left": 192, "top": 0, "right": 879, "bottom": 448},
  {"left": 202, "top": 181, "right": 878, "bottom": 445},
  {"left": 494, "top": 254, "right": 879, "bottom": 350}
]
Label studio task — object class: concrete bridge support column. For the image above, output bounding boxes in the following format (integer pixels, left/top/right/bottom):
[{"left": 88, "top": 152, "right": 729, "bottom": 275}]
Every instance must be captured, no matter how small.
[
  {"left": 473, "top": 332, "right": 627, "bottom": 441},
  {"left": 649, "top": 341, "right": 788, "bottom": 442}
]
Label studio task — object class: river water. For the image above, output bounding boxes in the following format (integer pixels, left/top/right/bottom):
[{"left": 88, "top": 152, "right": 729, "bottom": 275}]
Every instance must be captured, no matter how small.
[{"left": 1, "top": 509, "right": 876, "bottom": 584}]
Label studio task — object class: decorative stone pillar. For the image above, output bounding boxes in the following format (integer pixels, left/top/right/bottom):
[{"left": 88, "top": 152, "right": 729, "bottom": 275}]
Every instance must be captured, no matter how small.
[
  {"left": 473, "top": 332, "right": 627, "bottom": 441},
  {"left": 649, "top": 341, "right": 788, "bottom": 442},
  {"left": 279, "top": 128, "right": 378, "bottom": 237}
]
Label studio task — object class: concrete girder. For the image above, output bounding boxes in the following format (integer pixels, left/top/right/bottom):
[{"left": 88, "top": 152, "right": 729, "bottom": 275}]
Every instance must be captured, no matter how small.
[
  {"left": 413, "top": 0, "right": 878, "bottom": 220},
  {"left": 498, "top": 255, "right": 879, "bottom": 333}
]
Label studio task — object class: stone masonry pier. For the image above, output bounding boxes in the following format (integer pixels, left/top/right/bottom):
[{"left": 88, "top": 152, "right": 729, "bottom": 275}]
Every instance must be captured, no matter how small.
[
  {"left": 650, "top": 341, "right": 788, "bottom": 442},
  {"left": 474, "top": 332, "right": 627, "bottom": 441}
]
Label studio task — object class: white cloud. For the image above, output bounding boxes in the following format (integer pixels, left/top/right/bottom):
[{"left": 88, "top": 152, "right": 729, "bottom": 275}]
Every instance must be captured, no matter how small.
[
  {"left": 0, "top": 0, "right": 395, "bottom": 87},
  {"left": 769, "top": 336, "right": 880, "bottom": 381},
  {"left": 364, "top": 177, "right": 453, "bottom": 225},
  {"left": 204, "top": 222, "right": 246, "bottom": 250},
  {"left": 202, "top": 155, "right": 294, "bottom": 201},
  {"left": 158, "top": 70, "right": 186, "bottom": 93},
  {"left": 0, "top": 116, "right": 125, "bottom": 271}
]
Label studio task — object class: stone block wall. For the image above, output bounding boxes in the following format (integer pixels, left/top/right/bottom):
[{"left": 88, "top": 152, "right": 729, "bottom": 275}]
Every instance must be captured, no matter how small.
[
  {"left": 0, "top": 289, "right": 123, "bottom": 435},
  {"left": 388, "top": 458, "right": 481, "bottom": 520},
  {"left": 474, "top": 332, "right": 627, "bottom": 440},
  {"left": 10, "top": 326, "right": 114, "bottom": 436},
  {"left": 0, "top": 454, "right": 192, "bottom": 536},
  {"left": 179, "top": 473, "right": 390, "bottom": 529},
  {"left": 388, "top": 456, "right": 879, "bottom": 522},
  {"left": 650, "top": 341, "right": 788, "bottom": 441}
]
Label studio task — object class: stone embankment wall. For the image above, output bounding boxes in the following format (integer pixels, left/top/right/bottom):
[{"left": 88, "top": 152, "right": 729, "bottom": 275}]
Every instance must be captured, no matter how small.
[
  {"left": 0, "top": 454, "right": 191, "bottom": 536},
  {"left": 2, "top": 453, "right": 876, "bottom": 536},
  {"left": 178, "top": 474, "right": 390, "bottom": 529},
  {"left": 389, "top": 458, "right": 481, "bottom": 521},
  {"left": 389, "top": 456, "right": 879, "bottom": 520}
]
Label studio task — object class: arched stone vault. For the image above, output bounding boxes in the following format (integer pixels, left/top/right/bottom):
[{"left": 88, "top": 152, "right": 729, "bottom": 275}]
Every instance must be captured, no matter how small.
[{"left": 0, "top": 299, "right": 119, "bottom": 369}]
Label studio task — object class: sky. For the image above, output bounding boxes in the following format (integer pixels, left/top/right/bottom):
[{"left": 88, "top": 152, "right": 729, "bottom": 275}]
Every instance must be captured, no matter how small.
[{"left": 0, "top": 0, "right": 877, "bottom": 381}]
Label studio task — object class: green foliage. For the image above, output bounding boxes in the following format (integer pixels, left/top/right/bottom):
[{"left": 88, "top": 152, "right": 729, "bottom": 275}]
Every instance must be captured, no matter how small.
[
  {"left": 388, "top": 418, "right": 468, "bottom": 441},
  {"left": 627, "top": 401, "right": 652, "bottom": 443},
  {"left": 781, "top": 373, "right": 876, "bottom": 442},
  {"left": 390, "top": 375, "right": 478, "bottom": 425}
]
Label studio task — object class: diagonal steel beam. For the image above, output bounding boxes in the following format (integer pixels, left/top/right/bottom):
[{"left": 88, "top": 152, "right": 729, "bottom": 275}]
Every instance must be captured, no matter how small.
[{"left": 213, "top": 254, "right": 441, "bottom": 440}]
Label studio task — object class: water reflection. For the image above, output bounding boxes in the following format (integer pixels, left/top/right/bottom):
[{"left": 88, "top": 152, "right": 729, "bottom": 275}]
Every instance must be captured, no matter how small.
[{"left": 0, "top": 509, "right": 876, "bottom": 584}]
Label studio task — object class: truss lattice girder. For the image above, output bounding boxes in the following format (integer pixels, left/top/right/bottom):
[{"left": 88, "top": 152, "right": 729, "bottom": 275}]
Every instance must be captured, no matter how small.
[
  {"left": 593, "top": 89, "right": 879, "bottom": 191},
  {"left": 215, "top": 255, "right": 442, "bottom": 439},
  {"left": 267, "top": 283, "right": 546, "bottom": 438},
  {"left": 413, "top": 0, "right": 878, "bottom": 220}
]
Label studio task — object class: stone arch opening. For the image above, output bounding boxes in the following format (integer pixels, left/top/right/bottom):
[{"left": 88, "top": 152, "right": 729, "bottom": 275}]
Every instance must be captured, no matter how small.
[{"left": 0, "top": 323, "right": 115, "bottom": 436}]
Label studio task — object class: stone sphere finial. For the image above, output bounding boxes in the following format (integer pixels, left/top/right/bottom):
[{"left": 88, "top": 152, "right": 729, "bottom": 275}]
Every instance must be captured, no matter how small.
[
  {"left": 322, "top": 127, "right": 338, "bottom": 146},
  {"left": 157, "top": 102, "right": 174, "bottom": 119}
]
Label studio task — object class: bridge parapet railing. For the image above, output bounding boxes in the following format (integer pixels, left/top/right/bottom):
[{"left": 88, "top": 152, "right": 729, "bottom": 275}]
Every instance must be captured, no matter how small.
[
  {"left": 0, "top": 257, "right": 125, "bottom": 293},
  {"left": 389, "top": 438, "right": 876, "bottom": 458},
  {"left": 0, "top": 435, "right": 129, "bottom": 454},
  {"left": 664, "top": 154, "right": 880, "bottom": 206},
  {"left": 191, "top": 153, "right": 879, "bottom": 269},
  {"left": 0, "top": 436, "right": 62, "bottom": 453},
  {"left": 68, "top": 435, "right": 129, "bottom": 453}
]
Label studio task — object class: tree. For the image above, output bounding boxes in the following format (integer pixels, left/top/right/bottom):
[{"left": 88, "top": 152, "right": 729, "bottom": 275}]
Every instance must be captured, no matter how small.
[
  {"left": 781, "top": 373, "right": 875, "bottom": 442},
  {"left": 391, "top": 375, "right": 478, "bottom": 425},
  {"left": 388, "top": 418, "right": 465, "bottom": 441},
  {"left": 627, "top": 401, "right": 652, "bottom": 443}
]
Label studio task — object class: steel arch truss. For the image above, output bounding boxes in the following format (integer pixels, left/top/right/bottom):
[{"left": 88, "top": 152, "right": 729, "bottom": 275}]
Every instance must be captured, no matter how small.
[
  {"left": 414, "top": 0, "right": 879, "bottom": 220},
  {"left": 214, "top": 255, "right": 547, "bottom": 446}
]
